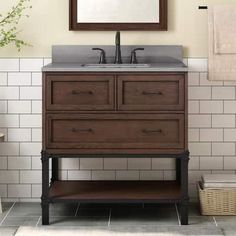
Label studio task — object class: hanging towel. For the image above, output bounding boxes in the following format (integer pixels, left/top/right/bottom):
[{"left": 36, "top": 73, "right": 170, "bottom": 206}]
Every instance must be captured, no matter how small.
[
  {"left": 214, "top": 6, "right": 236, "bottom": 54},
  {"left": 208, "top": 5, "right": 236, "bottom": 81}
]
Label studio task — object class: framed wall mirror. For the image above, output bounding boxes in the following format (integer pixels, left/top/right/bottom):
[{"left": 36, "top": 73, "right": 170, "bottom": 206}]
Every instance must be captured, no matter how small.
[{"left": 69, "top": 0, "right": 167, "bottom": 31}]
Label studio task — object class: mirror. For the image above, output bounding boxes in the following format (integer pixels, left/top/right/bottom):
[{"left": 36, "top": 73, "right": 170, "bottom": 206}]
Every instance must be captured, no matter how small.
[
  {"left": 77, "top": 0, "right": 159, "bottom": 23},
  {"left": 69, "top": 0, "right": 167, "bottom": 31}
]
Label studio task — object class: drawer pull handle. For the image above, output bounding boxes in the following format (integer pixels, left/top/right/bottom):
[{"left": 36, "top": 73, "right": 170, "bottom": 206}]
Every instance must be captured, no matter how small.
[
  {"left": 71, "top": 128, "right": 93, "bottom": 133},
  {"left": 142, "top": 91, "right": 163, "bottom": 96},
  {"left": 142, "top": 129, "right": 162, "bottom": 134},
  {"left": 72, "top": 90, "right": 93, "bottom": 95}
]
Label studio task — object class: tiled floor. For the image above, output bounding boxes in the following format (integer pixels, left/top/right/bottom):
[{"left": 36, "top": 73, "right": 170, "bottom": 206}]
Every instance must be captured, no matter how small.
[{"left": 0, "top": 202, "right": 235, "bottom": 235}]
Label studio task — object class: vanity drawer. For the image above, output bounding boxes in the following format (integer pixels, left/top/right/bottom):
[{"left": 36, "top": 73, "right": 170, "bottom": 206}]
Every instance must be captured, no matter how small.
[
  {"left": 45, "top": 74, "right": 114, "bottom": 111},
  {"left": 117, "top": 74, "right": 185, "bottom": 111},
  {"left": 46, "top": 114, "right": 185, "bottom": 151}
]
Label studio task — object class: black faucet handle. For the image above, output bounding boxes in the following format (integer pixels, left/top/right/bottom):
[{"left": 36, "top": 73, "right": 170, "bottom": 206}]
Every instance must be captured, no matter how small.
[
  {"left": 130, "top": 48, "right": 145, "bottom": 64},
  {"left": 92, "top": 48, "right": 107, "bottom": 64}
]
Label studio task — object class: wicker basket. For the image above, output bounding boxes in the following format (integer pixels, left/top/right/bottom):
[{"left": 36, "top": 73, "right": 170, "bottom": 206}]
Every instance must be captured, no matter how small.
[{"left": 198, "top": 182, "right": 236, "bottom": 215}]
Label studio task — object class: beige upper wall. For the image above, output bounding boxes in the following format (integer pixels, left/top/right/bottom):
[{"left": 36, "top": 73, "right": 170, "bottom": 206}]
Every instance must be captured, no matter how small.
[{"left": 0, "top": 0, "right": 236, "bottom": 58}]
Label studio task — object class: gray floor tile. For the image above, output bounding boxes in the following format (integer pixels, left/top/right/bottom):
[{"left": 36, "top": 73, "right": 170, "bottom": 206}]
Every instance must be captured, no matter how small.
[
  {"left": 8, "top": 202, "right": 78, "bottom": 218},
  {"left": 0, "top": 213, "right": 7, "bottom": 225},
  {"left": 215, "top": 216, "right": 236, "bottom": 227},
  {"left": 110, "top": 207, "right": 179, "bottom": 226},
  {"left": 41, "top": 216, "right": 109, "bottom": 226},
  {"left": 188, "top": 202, "right": 201, "bottom": 216},
  {"left": 0, "top": 203, "right": 15, "bottom": 223},
  {"left": 15, "top": 226, "right": 224, "bottom": 235},
  {"left": 2, "top": 203, "right": 15, "bottom": 212},
  {"left": 113, "top": 206, "right": 177, "bottom": 217},
  {"left": 0, "top": 227, "right": 18, "bottom": 236},
  {"left": 8, "top": 203, "right": 41, "bottom": 217},
  {"left": 76, "top": 207, "right": 110, "bottom": 217},
  {"left": 1, "top": 216, "right": 40, "bottom": 226},
  {"left": 221, "top": 227, "right": 236, "bottom": 236},
  {"left": 0, "top": 201, "right": 233, "bottom": 233},
  {"left": 50, "top": 203, "right": 78, "bottom": 216},
  {"left": 188, "top": 216, "right": 216, "bottom": 226},
  {"left": 109, "top": 226, "right": 223, "bottom": 235}
]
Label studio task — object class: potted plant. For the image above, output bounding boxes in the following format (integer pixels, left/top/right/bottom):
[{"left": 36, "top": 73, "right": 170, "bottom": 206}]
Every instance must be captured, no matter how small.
[{"left": 0, "top": 0, "right": 32, "bottom": 51}]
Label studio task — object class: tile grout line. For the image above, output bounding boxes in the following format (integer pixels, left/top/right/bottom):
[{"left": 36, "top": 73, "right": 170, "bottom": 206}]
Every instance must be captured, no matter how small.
[
  {"left": 175, "top": 203, "right": 181, "bottom": 226},
  {"left": 74, "top": 203, "right": 80, "bottom": 216},
  {"left": 107, "top": 208, "right": 112, "bottom": 227},
  {"left": 36, "top": 216, "right": 41, "bottom": 227},
  {"left": 0, "top": 202, "right": 16, "bottom": 226},
  {"left": 0, "top": 215, "right": 41, "bottom": 218},
  {"left": 213, "top": 216, "right": 218, "bottom": 227}
]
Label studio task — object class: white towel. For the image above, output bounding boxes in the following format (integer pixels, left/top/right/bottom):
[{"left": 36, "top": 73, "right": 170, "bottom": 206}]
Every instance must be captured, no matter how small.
[
  {"left": 203, "top": 183, "right": 236, "bottom": 189},
  {"left": 208, "top": 5, "right": 236, "bottom": 81},
  {"left": 201, "top": 174, "right": 236, "bottom": 188},
  {"left": 214, "top": 5, "right": 236, "bottom": 54},
  {"left": 202, "top": 174, "right": 236, "bottom": 183}
]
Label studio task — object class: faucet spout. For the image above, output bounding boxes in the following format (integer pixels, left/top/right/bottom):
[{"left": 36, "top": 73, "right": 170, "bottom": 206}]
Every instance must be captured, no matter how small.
[
  {"left": 115, "top": 31, "right": 120, "bottom": 45},
  {"left": 114, "top": 31, "right": 122, "bottom": 64}
]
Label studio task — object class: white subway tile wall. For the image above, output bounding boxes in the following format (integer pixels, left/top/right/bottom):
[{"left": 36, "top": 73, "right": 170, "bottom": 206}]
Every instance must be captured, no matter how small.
[
  {"left": 116, "top": 171, "right": 139, "bottom": 180},
  {"left": 8, "top": 73, "right": 31, "bottom": 86},
  {"left": 0, "top": 58, "right": 235, "bottom": 201}
]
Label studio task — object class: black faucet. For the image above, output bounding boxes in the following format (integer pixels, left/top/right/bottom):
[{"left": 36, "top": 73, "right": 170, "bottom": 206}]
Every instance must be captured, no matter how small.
[
  {"left": 114, "top": 31, "right": 122, "bottom": 64},
  {"left": 92, "top": 48, "right": 107, "bottom": 64}
]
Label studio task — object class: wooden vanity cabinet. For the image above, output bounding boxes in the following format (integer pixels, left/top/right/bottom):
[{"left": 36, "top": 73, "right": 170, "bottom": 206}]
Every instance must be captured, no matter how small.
[
  {"left": 41, "top": 72, "right": 189, "bottom": 225},
  {"left": 45, "top": 74, "right": 115, "bottom": 111}
]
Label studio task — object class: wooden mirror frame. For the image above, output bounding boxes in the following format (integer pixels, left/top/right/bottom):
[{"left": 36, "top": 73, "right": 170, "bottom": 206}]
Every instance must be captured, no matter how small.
[{"left": 69, "top": 0, "right": 167, "bottom": 31}]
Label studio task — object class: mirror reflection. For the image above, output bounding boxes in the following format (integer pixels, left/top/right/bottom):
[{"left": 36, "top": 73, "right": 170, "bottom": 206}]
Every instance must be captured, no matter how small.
[{"left": 77, "top": 0, "right": 160, "bottom": 23}]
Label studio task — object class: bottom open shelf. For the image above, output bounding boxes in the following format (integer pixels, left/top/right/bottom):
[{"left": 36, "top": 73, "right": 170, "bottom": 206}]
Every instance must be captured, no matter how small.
[{"left": 49, "top": 180, "right": 181, "bottom": 203}]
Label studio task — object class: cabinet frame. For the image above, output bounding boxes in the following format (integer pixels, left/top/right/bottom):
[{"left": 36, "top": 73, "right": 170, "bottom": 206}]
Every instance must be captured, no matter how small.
[
  {"left": 45, "top": 73, "right": 115, "bottom": 111},
  {"left": 69, "top": 0, "right": 168, "bottom": 31},
  {"left": 117, "top": 74, "right": 185, "bottom": 111},
  {"left": 42, "top": 71, "right": 189, "bottom": 225}
]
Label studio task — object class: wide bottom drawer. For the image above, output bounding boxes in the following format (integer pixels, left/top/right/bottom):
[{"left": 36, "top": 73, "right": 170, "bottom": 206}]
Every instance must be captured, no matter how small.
[{"left": 46, "top": 114, "right": 185, "bottom": 150}]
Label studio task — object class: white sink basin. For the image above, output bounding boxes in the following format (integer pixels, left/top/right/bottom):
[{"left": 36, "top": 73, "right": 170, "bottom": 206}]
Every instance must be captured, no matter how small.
[{"left": 82, "top": 64, "right": 150, "bottom": 68}]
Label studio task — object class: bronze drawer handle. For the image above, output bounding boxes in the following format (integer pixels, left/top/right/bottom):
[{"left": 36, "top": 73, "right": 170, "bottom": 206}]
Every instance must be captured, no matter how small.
[
  {"left": 71, "top": 128, "right": 93, "bottom": 133},
  {"left": 142, "top": 91, "right": 163, "bottom": 95},
  {"left": 142, "top": 129, "right": 162, "bottom": 134},
  {"left": 71, "top": 90, "right": 93, "bottom": 95}
]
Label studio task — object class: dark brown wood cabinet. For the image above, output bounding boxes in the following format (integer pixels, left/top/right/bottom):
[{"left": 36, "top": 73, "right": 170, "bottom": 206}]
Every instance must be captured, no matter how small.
[
  {"left": 117, "top": 74, "right": 185, "bottom": 111},
  {"left": 46, "top": 113, "right": 185, "bottom": 152},
  {"left": 45, "top": 74, "right": 114, "bottom": 111},
  {"left": 41, "top": 72, "right": 189, "bottom": 225}
]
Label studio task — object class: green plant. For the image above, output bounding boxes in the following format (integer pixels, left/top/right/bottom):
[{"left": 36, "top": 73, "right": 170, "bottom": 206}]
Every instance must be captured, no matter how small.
[{"left": 0, "top": 0, "right": 32, "bottom": 51}]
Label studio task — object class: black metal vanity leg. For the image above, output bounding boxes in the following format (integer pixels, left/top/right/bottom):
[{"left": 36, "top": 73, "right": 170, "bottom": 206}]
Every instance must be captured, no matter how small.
[
  {"left": 180, "top": 151, "right": 190, "bottom": 225},
  {"left": 176, "top": 158, "right": 181, "bottom": 183},
  {"left": 51, "top": 158, "right": 59, "bottom": 183},
  {"left": 180, "top": 201, "right": 188, "bottom": 225},
  {"left": 41, "top": 150, "right": 50, "bottom": 225},
  {"left": 42, "top": 200, "right": 49, "bottom": 225}
]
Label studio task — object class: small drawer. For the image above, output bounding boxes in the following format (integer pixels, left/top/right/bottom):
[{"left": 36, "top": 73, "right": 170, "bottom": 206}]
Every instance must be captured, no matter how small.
[
  {"left": 46, "top": 114, "right": 185, "bottom": 151},
  {"left": 45, "top": 74, "right": 114, "bottom": 111},
  {"left": 117, "top": 74, "right": 185, "bottom": 111}
]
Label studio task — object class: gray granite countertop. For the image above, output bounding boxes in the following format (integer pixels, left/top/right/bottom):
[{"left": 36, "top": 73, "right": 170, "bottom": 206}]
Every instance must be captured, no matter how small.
[
  {"left": 42, "top": 62, "right": 188, "bottom": 72},
  {"left": 42, "top": 45, "right": 188, "bottom": 72}
]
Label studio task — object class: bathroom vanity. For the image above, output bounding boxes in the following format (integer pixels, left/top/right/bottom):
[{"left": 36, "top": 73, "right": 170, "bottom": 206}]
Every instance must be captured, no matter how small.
[{"left": 41, "top": 45, "right": 189, "bottom": 225}]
